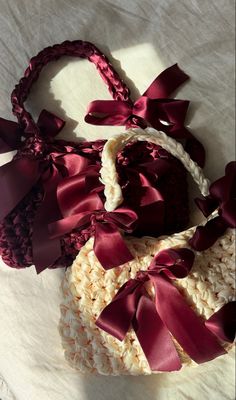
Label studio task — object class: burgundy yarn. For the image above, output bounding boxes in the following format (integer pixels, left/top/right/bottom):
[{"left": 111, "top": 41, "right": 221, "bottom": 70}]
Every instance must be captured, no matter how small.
[
  {"left": 11, "top": 40, "right": 131, "bottom": 136},
  {"left": 0, "top": 141, "right": 188, "bottom": 269},
  {"left": 0, "top": 40, "right": 189, "bottom": 270}
]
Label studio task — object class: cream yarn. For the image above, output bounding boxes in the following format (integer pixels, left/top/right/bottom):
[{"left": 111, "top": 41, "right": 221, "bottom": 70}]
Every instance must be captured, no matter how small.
[
  {"left": 100, "top": 128, "right": 210, "bottom": 211},
  {"left": 59, "top": 228, "right": 235, "bottom": 375},
  {"left": 59, "top": 127, "right": 235, "bottom": 375}
]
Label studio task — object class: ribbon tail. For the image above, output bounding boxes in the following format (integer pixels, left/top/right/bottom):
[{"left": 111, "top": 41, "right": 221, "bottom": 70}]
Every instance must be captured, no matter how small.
[
  {"left": 205, "top": 302, "right": 236, "bottom": 343},
  {"left": 189, "top": 217, "right": 228, "bottom": 251},
  {"left": 209, "top": 162, "right": 236, "bottom": 202},
  {"left": 0, "top": 117, "right": 22, "bottom": 153},
  {"left": 94, "top": 222, "right": 134, "bottom": 269},
  {"left": 195, "top": 196, "right": 218, "bottom": 218},
  {"left": 37, "top": 109, "right": 65, "bottom": 137},
  {"left": 185, "top": 136, "right": 206, "bottom": 168},
  {"left": 57, "top": 167, "right": 103, "bottom": 217},
  {"left": 221, "top": 199, "right": 236, "bottom": 228},
  {"left": 0, "top": 158, "right": 40, "bottom": 220},
  {"left": 96, "top": 279, "right": 142, "bottom": 340},
  {"left": 133, "top": 294, "right": 182, "bottom": 371},
  {"left": 166, "top": 120, "right": 205, "bottom": 168},
  {"left": 85, "top": 100, "right": 131, "bottom": 126},
  {"left": 153, "top": 275, "right": 226, "bottom": 364},
  {"left": 32, "top": 169, "right": 62, "bottom": 273}
]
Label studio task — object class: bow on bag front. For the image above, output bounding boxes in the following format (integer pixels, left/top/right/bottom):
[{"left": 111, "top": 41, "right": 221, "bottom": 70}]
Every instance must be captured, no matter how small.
[
  {"left": 49, "top": 167, "right": 138, "bottom": 269},
  {"left": 96, "top": 248, "right": 229, "bottom": 371},
  {"left": 190, "top": 161, "right": 236, "bottom": 251},
  {"left": 0, "top": 110, "right": 97, "bottom": 273},
  {"left": 85, "top": 64, "right": 205, "bottom": 167}
]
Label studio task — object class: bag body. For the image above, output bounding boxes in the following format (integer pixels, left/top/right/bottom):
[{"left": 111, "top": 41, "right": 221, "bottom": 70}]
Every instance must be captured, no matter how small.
[
  {"left": 59, "top": 128, "right": 235, "bottom": 375},
  {"left": 0, "top": 41, "right": 193, "bottom": 273},
  {"left": 60, "top": 228, "right": 235, "bottom": 375}
]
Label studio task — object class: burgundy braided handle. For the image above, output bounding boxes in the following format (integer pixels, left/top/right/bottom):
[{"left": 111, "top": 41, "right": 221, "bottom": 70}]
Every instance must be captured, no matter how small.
[{"left": 11, "top": 40, "right": 131, "bottom": 136}]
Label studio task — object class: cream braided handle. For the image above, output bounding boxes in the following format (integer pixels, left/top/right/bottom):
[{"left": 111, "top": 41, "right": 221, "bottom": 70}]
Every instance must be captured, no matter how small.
[{"left": 101, "top": 127, "right": 210, "bottom": 211}]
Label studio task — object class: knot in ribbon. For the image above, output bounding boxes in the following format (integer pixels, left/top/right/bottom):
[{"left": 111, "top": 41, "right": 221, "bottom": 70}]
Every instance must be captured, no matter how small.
[
  {"left": 49, "top": 168, "right": 138, "bottom": 269},
  {"left": 96, "top": 247, "right": 227, "bottom": 371},
  {"left": 0, "top": 109, "right": 97, "bottom": 273},
  {"left": 85, "top": 64, "right": 205, "bottom": 167},
  {"left": 190, "top": 161, "right": 236, "bottom": 251}
]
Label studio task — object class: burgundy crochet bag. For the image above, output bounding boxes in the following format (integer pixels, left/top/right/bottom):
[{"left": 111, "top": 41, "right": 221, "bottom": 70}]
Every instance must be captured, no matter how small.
[{"left": 0, "top": 40, "right": 194, "bottom": 273}]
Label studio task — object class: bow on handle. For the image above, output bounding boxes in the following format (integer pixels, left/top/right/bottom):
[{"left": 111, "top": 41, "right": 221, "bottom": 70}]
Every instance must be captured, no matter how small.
[
  {"left": 48, "top": 167, "right": 138, "bottom": 269},
  {"left": 190, "top": 161, "right": 236, "bottom": 251},
  {"left": 0, "top": 110, "right": 98, "bottom": 273},
  {"left": 85, "top": 64, "right": 205, "bottom": 167},
  {"left": 96, "top": 248, "right": 229, "bottom": 372},
  {"left": 0, "top": 110, "right": 65, "bottom": 220},
  {"left": 48, "top": 154, "right": 173, "bottom": 269}
]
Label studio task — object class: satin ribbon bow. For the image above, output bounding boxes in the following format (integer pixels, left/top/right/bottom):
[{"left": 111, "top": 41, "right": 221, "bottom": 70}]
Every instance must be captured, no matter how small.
[
  {"left": 85, "top": 64, "right": 205, "bottom": 167},
  {"left": 189, "top": 161, "right": 236, "bottom": 251},
  {"left": 96, "top": 248, "right": 227, "bottom": 371},
  {"left": 120, "top": 157, "right": 173, "bottom": 235},
  {"left": 49, "top": 169, "right": 138, "bottom": 269},
  {"left": 0, "top": 110, "right": 95, "bottom": 273}
]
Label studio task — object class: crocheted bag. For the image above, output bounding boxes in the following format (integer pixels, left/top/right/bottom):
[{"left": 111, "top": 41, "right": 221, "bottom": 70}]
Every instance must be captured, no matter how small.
[
  {"left": 0, "top": 41, "right": 192, "bottom": 273},
  {"left": 59, "top": 128, "right": 235, "bottom": 375}
]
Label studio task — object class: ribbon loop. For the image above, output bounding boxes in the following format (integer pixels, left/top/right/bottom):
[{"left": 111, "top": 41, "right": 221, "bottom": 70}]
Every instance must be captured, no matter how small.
[
  {"left": 96, "top": 247, "right": 227, "bottom": 371},
  {"left": 49, "top": 204, "right": 137, "bottom": 270},
  {"left": 85, "top": 64, "right": 205, "bottom": 166},
  {"left": 0, "top": 109, "right": 104, "bottom": 272},
  {"left": 0, "top": 117, "right": 22, "bottom": 153},
  {"left": 190, "top": 161, "right": 236, "bottom": 251},
  {"left": 48, "top": 165, "right": 138, "bottom": 270}
]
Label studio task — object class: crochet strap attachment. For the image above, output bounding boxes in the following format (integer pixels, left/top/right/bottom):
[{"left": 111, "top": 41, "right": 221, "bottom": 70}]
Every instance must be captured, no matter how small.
[{"left": 11, "top": 40, "right": 131, "bottom": 137}]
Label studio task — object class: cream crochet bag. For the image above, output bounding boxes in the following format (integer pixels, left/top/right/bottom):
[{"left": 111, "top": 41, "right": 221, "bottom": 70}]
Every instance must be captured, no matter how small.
[{"left": 59, "top": 128, "right": 235, "bottom": 375}]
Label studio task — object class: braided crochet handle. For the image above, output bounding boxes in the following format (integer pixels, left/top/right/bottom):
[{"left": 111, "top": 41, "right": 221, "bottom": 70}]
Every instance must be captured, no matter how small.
[
  {"left": 11, "top": 40, "right": 131, "bottom": 136},
  {"left": 101, "top": 127, "right": 210, "bottom": 211}
]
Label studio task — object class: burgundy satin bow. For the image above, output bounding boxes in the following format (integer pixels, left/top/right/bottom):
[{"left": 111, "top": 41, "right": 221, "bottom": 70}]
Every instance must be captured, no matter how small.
[
  {"left": 0, "top": 110, "right": 95, "bottom": 273},
  {"left": 190, "top": 162, "right": 236, "bottom": 251},
  {"left": 0, "top": 110, "right": 65, "bottom": 220},
  {"left": 85, "top": 64, "right": 205, "bottom": 167},
  {"left": 48, "top": 168, "right": 137, "bottom": 269},
  {"left": 96, "top": 248, "right": 226, "bottom": 371},
  {"left": 120, "top": 158, "right": 172, "bottom": 235}
]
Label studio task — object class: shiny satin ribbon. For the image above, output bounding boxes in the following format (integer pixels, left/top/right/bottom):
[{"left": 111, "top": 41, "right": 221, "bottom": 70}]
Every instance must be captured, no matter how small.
[
  {"left": 49, "top": 165, "right": 137, "bottom": 271},
  {"left": 0, "top": 109, "right": 64, "bottom": 220},
  {"left": 190, "top": 161, "right": 236, "bottom": 251},
  {"left": 205, "top": 301, "right": 236, "bottom": 343},
  {"left": 48, "top": 155, "right": 170, "bottom": 269},
  {"left": 96, "top": 248, "right": 227, "bottom": 371},
  {"left": 32, "top": 153, "right": 93, "bottom": 273},
  {"left": 49, "top": 195, "right": 138, "bottom": 269},
  {"left": 85, "top": 64, "right": 205, "bottom": 167},
  {"left": 0, "top": 117, "right": 22, "bottom": 153},
  {"left": 120, "top": 157, "right": 172, "bottom": 235},
  {"left": 0, "top": 110, "right": 96, "bottom": 273}
]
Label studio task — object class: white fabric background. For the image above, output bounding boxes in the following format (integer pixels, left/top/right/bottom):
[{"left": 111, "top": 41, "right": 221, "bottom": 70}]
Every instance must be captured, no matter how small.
[{"left": 0, "top": 1, "right": 235, "bottom": 399}]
